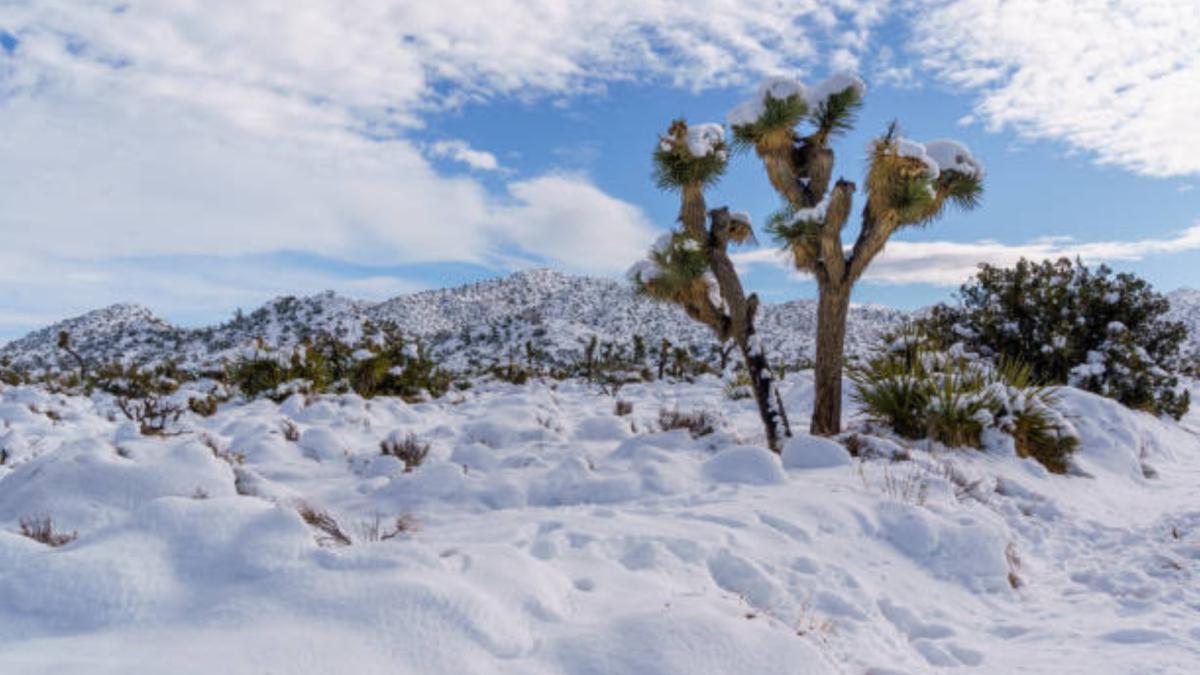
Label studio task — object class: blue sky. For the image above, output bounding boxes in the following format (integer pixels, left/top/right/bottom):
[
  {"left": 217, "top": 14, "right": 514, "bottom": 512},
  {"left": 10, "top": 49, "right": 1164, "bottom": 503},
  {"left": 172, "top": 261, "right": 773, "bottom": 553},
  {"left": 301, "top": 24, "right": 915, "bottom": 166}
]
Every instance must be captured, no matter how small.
[{"left": 0, "top": 1, "right": 1197, "bottom": 341}]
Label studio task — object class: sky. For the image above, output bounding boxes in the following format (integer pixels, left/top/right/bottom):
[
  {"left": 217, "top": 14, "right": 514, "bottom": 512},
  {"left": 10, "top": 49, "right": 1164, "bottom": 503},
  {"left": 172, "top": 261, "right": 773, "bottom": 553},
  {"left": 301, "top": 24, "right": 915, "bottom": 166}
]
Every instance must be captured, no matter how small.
[{"left": 0, "top": 0, "right": 1198, "bottom": 341}]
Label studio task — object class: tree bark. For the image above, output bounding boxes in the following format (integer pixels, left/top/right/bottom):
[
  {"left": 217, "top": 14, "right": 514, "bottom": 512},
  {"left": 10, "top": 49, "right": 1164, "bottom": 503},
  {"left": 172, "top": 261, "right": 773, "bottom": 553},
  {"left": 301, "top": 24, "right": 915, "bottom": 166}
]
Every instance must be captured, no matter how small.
[
  {"left": 739, "top": 334, "right": 791, "bottom": 452},
  {"left": 811, "top": 280, "right": 851, "bottom": 436},
  {"left": 708, "top": 209, "right": 792, "bottom": 452}
]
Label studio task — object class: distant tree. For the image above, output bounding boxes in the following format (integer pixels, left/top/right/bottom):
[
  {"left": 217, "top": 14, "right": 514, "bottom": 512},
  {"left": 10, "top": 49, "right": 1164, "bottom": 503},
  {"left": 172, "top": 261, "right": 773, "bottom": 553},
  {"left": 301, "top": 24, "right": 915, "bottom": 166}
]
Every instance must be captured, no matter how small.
[
  {"left": 57, "top": 331, "right": 87, "bottom": 382},
  {"left": 631, "top": 120, "right": 792, "bottom": 452},
  {"left": 729, "top": 74, "right": 984, "bottom": 435}
]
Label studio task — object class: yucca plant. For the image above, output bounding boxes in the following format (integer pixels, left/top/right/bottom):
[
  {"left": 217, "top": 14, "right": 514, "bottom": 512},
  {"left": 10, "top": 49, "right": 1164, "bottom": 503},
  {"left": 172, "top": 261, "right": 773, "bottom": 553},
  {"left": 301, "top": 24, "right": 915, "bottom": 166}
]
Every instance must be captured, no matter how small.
[{"left": 852, "top": 327, "right": 1079, "bottom": 473}]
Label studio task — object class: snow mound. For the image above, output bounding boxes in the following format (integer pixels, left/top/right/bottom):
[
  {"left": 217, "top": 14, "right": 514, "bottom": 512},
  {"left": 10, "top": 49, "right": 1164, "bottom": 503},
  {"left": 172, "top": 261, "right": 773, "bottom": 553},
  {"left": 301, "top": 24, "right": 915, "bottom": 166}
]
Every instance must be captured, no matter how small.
[
  {"left": 702, "top": 446, "right": 786, "bottom": 485},
  {"left": 782, "top": 434, "right": 851, "bottom": 469}
]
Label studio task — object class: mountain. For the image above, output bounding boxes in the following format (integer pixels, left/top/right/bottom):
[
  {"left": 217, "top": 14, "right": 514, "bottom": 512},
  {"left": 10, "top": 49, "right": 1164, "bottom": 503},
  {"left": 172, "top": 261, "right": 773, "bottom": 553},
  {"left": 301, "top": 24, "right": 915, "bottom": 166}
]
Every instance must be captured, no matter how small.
[
  {"left": 1, "top": 269, "right": 912, "bottom": 373},
  {"left": 1167, "top": 288, "right": 1200, "bottom": 354}
]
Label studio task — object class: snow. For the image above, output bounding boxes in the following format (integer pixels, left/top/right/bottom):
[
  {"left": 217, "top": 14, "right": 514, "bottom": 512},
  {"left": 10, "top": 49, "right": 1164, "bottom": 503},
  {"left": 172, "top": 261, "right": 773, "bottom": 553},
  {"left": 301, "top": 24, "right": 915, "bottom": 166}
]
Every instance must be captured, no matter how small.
[
  {"left": 804, "top": 72, "right": 866, "bottom": 112},
  {"left": 880, "top": 137, "right": 985, "bottom": 182},
  {"left": 924, "top": 139, "right": 986, "bottom": 178},
  {"left": 727, "top": 73, "right": 865, "bottom": 129},
  {"left": 0, "top": 269, "right": 911, "bottom": 379},
  {"left": 684, "top": 123, "right": 725, "bottom": 158},
  {"left": 702, "top": 446, "right": 786, "bottom": 485},
  {"left": 781, "top": 435, "right": 851, "bottom": 469},
  {"left": 894, "top": 137, "right": 941, "bottom": 179},
  {"left": 3, "top": 373, "right": 1200, "bottom": 672}
]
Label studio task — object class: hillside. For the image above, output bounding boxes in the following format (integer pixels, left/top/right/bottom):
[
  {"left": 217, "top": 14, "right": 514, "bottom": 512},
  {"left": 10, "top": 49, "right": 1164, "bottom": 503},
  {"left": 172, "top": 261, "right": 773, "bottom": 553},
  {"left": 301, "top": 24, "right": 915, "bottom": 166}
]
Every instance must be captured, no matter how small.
[{"left": 0, "top": 270, "right": 910, "bottom": 374}]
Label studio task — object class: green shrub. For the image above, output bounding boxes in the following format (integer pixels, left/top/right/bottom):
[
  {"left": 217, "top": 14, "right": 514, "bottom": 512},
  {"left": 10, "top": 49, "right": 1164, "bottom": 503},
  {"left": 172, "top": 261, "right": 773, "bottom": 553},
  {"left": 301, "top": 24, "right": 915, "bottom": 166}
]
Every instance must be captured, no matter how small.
[
  {"left": 919, "top": 257, "right": 1189, "bottom": 419},
  {"left": 227, "top": 356, "right": 290, "bottom": 399}
]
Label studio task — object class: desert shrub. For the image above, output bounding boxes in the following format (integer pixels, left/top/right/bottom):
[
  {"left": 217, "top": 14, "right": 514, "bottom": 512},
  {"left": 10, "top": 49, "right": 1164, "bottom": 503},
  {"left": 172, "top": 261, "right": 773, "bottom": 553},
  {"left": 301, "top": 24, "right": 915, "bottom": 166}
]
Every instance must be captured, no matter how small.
[
  {"left": 93, "top": 361, "right": 180, "bottom": 398},
  {"left": 919, "top": 257, "right": 1189, "bottom": 419},
  {"left": 491, "top": 362, "right": 531, "bottom": 385},
  {"left": 186, "top": 386, "right": 228, "bottom": 417},
  {"left": 356, "top": 513, "right": 417, "bottom": 542},
  {"left": 381, "top": 432, "right": 429, "bottom": 472},
  {"left": 851, "top": 328, "right": 1079, "bottom": 473},
  {"left": 295, "top": 504, "right": 351, "bottom": 547},
  {"left": 0, "top": 357, "right": 22, "bottom": 386},
  {"left": 280, "top": 419, "right": 300, "bottom": 442},
  {"left": 227, "top": 355, "right": 290, "bottom": 399},
  {"left": 723, "top": 370, "right": 754, "bottom": 401},
  {"left": 18, "top": 516, "right": 77, "bottom": 547},
  {"left": 658, "top": 407, "right": 717, "bottom": 438},
  {"left": 115, "top": 394, "right": 185, "bottom": 436}
]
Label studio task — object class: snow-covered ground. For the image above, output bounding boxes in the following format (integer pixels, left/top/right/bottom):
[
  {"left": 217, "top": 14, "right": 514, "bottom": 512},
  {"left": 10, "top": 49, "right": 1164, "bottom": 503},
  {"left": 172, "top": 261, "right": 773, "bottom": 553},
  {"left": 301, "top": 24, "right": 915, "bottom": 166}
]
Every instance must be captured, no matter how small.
[{"left": 2, "top": 375, "right": 1199, "bottom": 674}]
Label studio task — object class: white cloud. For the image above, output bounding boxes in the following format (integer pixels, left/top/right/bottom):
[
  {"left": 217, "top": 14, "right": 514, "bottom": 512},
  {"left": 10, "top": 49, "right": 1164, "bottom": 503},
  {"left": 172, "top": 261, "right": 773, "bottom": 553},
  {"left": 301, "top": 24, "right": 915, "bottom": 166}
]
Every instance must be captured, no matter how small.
[
  {"left": 735, "top": 224, "right": 1200, "bottom": 286},
  {"left": 910, "top": 0, "right": 1200, "bottom": 177},
  {"left": 497, "top": 175, "right": 659, "bottom": 275},
  {"left": 429, "top": 140, "right": 501, "bottom": 172},
  {"left": 0, "top": 248, "right": 431, "bottom": 340},
  {"left": 0, "top": 0, "right": 889, "bottom": 336}
]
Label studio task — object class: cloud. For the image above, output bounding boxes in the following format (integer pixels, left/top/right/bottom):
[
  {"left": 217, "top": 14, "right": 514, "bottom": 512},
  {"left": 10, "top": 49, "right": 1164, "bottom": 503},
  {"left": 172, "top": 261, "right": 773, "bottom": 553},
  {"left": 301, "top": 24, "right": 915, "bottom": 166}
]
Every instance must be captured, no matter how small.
[
  {"left": 0, "top": 0, "right": 890, "bottom": 334},
  {"left": 910, "top": 0, "right": 1200, "bottom": 177},
  {"left": 429, "top": 140, "right": 501, "bottom": 172},
  {"left": 0, "top": 249, "right": 431, "bottom": 341},
  {"left": 735, "top": 224, "right": 1200, "bottom": 286},
  {"left": 497, "top": 175, "right": 659, "bottom": 275}
]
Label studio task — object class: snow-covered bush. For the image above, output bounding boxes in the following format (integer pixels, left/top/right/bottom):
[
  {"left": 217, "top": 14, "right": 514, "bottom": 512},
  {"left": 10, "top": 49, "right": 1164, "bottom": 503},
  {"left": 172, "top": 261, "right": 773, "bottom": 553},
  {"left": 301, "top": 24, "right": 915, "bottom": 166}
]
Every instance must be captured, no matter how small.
[
  {"left": 851, "top": 328, "right": 1078, "bottom": 473},
  {"left": 920, "top": 258, "right": 1189, "bottom": 419}
]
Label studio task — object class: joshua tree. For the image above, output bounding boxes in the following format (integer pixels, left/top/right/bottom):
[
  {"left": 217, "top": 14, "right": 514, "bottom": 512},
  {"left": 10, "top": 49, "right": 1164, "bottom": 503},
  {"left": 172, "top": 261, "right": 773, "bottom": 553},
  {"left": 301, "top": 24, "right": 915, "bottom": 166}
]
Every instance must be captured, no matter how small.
[
  {"left": 729, "top": 74, "right": 985, "bottom": 435},
  {"left": 57, "top": 331, "right": 88, "bottom": 382},
  {"left": 631, "top": 120, "right": 792, "bottom": 452}
]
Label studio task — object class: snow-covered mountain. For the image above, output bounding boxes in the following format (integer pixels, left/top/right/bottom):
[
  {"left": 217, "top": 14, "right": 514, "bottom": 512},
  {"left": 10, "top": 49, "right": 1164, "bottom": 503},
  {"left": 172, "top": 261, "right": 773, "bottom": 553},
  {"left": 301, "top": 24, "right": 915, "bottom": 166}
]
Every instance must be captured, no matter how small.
[
  {"left": 1167, "top": 288, "right": 1200, "bottom": 355},
  {"left": 0, "top": 269, "right": 910, "bottom": 373}
]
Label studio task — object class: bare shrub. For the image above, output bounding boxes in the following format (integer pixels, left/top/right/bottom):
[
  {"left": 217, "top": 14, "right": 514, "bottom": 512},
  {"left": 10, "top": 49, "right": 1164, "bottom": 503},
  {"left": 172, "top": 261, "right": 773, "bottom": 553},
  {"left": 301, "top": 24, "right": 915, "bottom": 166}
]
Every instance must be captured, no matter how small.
[
  {"left": 380, "top": 432, "right": 429, "bottom": 472},
  {"left": 356, "top": 512, "right": 418, "bottom": 542},
  {"left": 658, "top": 407, "right": 716, "bottom": 438},
  {"left": 281, "top": 419, "right": 300, "bottom": 442},
  {"left": 116, "top": 395, "right": 184, "bottom": 436},
  {"left": 296, "top": 503, "right": 351, "bottom": 547},
  {"left": 857, "top": 463, "right": 929, "bottom": 506},
  {"left": 18, "top": 516, "right": 77, "bottom": 547},
  {"left": 614, "top": 399, "right": 633, "bottom": 416},
  {"left": 1005, "top": 542, "right": 1023, "bottom": 589},
  {"left": 201, "top": 433, "right": 245, "bottom": 467}
]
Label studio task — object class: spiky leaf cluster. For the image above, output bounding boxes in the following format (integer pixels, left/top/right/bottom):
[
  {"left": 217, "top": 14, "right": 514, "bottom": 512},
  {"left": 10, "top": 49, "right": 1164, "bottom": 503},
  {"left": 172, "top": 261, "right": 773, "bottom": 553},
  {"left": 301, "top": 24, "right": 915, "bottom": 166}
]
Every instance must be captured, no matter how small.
[
  {"left": 730, "top": 94, "right": 809, "bottom": 151},
  {"left": 810, "top": 86, "right": 863, "bottom": 142},
  {"left": 865, "top": 135, "right": 983, "bottom": 229},
  {"left": 652, "top": 120, "right": 728, "bottom": 191},
  {"left": 766, "top": 205, "right": 821, "bottom": 271},
  {"left": 851, "top": 326, "right": 1079, "bottom": 472}
]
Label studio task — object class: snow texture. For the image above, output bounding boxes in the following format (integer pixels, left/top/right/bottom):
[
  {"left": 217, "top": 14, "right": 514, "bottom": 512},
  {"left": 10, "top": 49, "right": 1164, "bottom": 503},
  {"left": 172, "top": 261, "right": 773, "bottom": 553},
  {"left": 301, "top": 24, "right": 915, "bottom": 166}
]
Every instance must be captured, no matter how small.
[{"left": 2, "top": 372, "right": 1200, "bottom": 672}]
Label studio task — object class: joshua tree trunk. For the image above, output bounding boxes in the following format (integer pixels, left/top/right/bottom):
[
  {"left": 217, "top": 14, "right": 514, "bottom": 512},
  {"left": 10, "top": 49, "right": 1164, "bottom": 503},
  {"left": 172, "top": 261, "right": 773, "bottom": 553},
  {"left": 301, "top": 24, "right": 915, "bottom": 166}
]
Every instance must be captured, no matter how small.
[
  {"left": 811, "top": 280, "right": 851, "bottom": 436},
  {"left": 707, "top": 209, "right": 792, "bottom": 452},
  {"left": 737, "top": 317, "right": 791, "bottom": 453}
]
